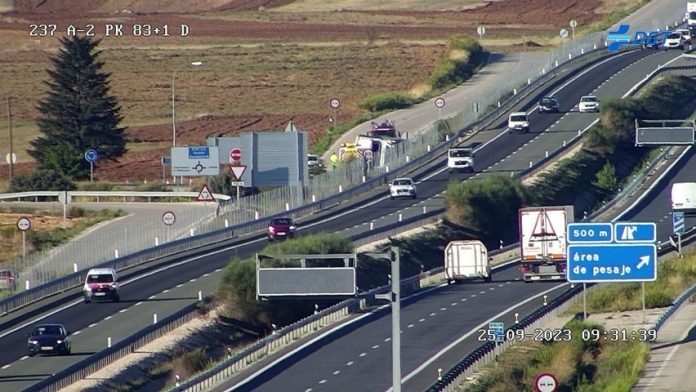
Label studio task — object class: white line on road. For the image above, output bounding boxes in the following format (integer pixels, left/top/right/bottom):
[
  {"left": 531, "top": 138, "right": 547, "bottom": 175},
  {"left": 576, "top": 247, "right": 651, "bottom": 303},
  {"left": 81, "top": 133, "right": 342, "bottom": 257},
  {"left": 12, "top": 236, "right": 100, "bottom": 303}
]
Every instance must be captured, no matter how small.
[
  {"left": 372, "top": 345, "right": 379, "bottom": 349},
  {"left": 148, "top": 295, "right": 156, "bottom": 300},
  {"left": 471, "top": 294, "right": 477, "bottom": 297},
  {"left": 176, "top": 284, "right": 183, "bottom": 288},
  {"left": 319, "top": 379, "right": 327, "bottom": 384},
  {"left": 430, "top": 313, "right": 436, "bottom": 317},
  {"left": 408, "top": 324, "right": 414, "bottom": 328},
  {"left": 1, "top": 364, "right": 10, "bottom": 369},
  {"left": 489, "top": 288, "right": 495, "bottom": 291},
  {"left": 384, "top": 338, "right": 391, "bottom": 342},
  {"left": 190, "top": 278, "right": 197, "bottom": 282},
  {"left": 20, "top": 356, "right": 28, "bottom": 361},
  {"left": 440, "top": 307, "right": 447, "bottom": 311},
  {"left": 135, "top": 302, "right": 143, "bottom": 306},
  {"left": 333, "top": 370, "right": 341, "bottom": 375},
  {"left": 419, "top": 318, "right": 425, "bottom": 322},
  {"left": 359, "top": 353, "right": 367, "bottom": 357},
  {"left": 163, "top": 289, "right": 169, "bottom": 293},
  {"left": 73, "top": 330, "right": 82, "bottom": 335},
  {"left": 119, "top": 309, "right": 127, "bottom": 313},
  {"left": 89, "top": 323, "right": 97, "bottom": 328},
  {"left": 104, "top": 316, "right": 112, "bottom": 320},
  {"left": 347, "top": 361, "right": 354, "bottom": 366}
]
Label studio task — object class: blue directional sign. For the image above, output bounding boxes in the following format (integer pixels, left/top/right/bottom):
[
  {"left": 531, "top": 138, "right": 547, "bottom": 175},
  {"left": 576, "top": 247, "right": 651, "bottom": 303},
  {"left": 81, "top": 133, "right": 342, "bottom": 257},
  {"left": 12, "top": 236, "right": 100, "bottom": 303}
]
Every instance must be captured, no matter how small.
[
  {"left": 614, "top": 222, "right": 656, "bottom": 243},
  {"left": 567, "top": 223, "right": 613, "bottom": 243},
  {"left": 673, "top": 212, "right": 685, "bottom": 235},
  {"left": 161, "top": 156, "right": 171, "bottom": 165},
  {"left": 567, "top": 244, "right": 657, "bottom": 283},
  {"left": 489, "top": 322, "right": 505, "bottom": 343},
  {"left": 84, "top": 149, "right": 98, "bottom": 163},
  {"left": 188, "top": 147, "right": 210, "bottom": 159}
]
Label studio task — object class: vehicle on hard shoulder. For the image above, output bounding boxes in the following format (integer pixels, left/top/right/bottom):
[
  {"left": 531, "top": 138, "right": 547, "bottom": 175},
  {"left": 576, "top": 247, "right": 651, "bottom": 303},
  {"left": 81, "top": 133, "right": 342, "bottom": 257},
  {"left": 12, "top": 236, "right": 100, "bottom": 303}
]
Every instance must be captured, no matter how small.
[
  {"left": 578, "top": 95, "right": 600, "bottom": 113},
  {"left": 83, "top": 268, "right": 120, "bottom": 303},
  {"left": 447, "top": 146, "right": 475, "bottom": 173},
  {"left": 0, "top": 269, "right": 17, "bottom": 291},
  {"left": 663, "top": 32, "right": 685, "bottom": 50},
  {"left": 445, "top": 240, "right": 492, "bottom": 283},
  {"left": 671, "top": 182, "right": 696, "bottom": 214},
  {"left": 519, "top": 206, "right": 573, "bottom": 282},
  {"left": 507, "top": 112, "right": 530, "bottom": 133},
  {"left": 538, "top": 97, "right": 560, "bottom": 113},
  {"left": 389, "top": 177, "right": 417, "bottom": 200},
  {"left": 368, "top": 119, "right": 399, "bottom": 139},
  {"left": 268, "top": 217, "right": 296, "bottom": 241},
  {"left": 676, "top": 28, "right": 692, "bottom": 44},
  {"left": 27, "top": 323, "right": 71, "bottom": 356}
]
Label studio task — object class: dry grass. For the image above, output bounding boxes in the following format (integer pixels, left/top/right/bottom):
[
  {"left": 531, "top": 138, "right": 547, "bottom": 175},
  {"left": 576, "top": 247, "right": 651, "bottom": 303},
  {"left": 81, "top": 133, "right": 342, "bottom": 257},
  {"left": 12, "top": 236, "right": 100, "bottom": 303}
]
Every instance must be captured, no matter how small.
[{"left": 274, "top": 0, "right": 487, "bottom": 12}]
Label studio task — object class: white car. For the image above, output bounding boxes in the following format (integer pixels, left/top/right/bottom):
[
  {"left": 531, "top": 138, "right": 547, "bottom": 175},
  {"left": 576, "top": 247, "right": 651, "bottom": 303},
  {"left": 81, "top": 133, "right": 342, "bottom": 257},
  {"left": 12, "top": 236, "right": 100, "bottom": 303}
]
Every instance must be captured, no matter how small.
[
  {"left": 578, "top": 95, "right": 600, "bottom": 113},
  {"left": 676, "top": 29, "right": 692, "bottom": 44},
  {"left": 507, "top": 112, "right": 529, "bottom": 133},
  {"left": 307, "top": 154, "right": 322, "bottom": 168},
  {"left": 389, "top": 177, "right": 417, "bottom": 200},
  {"left": 663, "top": 32, "right": 685, "bottom": 50}
]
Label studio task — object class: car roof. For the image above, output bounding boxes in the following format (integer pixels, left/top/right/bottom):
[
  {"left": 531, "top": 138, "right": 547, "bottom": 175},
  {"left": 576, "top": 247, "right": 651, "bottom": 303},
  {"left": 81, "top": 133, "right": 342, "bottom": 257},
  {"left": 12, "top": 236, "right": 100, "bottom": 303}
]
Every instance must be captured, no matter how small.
[
  {"left": 541, "top": 96, "right": 557, "bottom": 100},
  {"left": 393, "top": 177, "right": 413, "bottom": 181},
  {"left": 581, "top": 95, "right": 597, "bottom": 98},
  {"left": 510, "top": 111, "right": 527, "bottom": 116},
  {"left": 35, "top": 323, "right": 65, "bottom": 328},
  {"left": 87, "top": 268, "right": 116, "bottom": 275}
]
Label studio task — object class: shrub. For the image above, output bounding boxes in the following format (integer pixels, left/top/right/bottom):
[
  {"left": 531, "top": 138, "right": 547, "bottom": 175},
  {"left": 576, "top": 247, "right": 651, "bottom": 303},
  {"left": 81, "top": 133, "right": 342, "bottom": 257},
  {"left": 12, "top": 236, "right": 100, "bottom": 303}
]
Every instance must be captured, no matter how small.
[
  {"left": 359, "top": 91, "right": 417, "bottom": 112},
  {"left": 181, "top": 348, "right": 210, "bottom": 373},
  {"left": 9, "top": 169, "right": 76, "bottom": 192}
]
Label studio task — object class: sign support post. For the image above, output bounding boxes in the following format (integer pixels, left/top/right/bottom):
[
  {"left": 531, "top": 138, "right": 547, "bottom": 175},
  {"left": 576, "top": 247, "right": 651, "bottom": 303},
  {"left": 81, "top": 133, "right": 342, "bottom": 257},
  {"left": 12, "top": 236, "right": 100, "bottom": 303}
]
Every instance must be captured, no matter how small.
[
  {"left": 583, "top": 283, "right": 587, "bottom": 320},
  {"left": 84, "top": 149, "right": 98, "bottom": 182},
  {"left": 330, "top": 98, "right": 340, "bottom": 132},
  {"left": 642, "top": 282, "right": 646, "bottom": 324},
  {"left": 17, "top": 217, "right": 31, "bottom": 261},
  {"left": 678, "top": 233, "right": 682, "bottom": 257}
]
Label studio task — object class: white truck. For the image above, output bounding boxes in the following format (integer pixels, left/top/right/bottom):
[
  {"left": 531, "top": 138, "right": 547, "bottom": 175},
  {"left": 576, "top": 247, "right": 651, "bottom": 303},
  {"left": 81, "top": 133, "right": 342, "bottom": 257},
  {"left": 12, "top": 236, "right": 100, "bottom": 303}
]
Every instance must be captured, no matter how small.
[
  {"left": 687, "top": 2, "right": 696, "bottom": 29},
  {"left": 518, "top": 206, "right": 574, "bottom": 282},
  {"left": 445, "top": 240, "right": 492, "bottom": 283},
  {"left": 671, "top": 182, "right": 696, "bottom": 214},
  {"left": 447, "top": 146, "right": 475, "bottom": 173}
]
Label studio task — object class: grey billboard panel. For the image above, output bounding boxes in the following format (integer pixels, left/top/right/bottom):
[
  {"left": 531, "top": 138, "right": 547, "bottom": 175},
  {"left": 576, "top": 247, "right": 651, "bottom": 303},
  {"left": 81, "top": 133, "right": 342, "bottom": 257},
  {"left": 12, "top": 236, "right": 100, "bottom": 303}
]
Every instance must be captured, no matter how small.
[
  {"left": 636, "top": 127, "right": 695, "bottom": 145},
  {"left": 257, "top": 268, "right": 356, "bottom": 297}
]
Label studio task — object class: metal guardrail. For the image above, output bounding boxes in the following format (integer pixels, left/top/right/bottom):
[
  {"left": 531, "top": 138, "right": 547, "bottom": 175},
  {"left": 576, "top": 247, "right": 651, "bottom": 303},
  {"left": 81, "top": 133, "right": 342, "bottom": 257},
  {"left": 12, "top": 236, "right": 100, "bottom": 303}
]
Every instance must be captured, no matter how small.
[{"left": 0, "top": 190, "right": 231, "bottom": 202}]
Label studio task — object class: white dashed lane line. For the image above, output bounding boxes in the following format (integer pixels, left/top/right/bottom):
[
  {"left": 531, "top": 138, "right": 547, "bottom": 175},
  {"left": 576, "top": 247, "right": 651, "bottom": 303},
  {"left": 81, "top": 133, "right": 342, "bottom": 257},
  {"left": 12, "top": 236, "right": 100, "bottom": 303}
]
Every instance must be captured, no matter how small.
[
  {"left": 135, "top": 301, "right": 143, "bottom": 306},
  {"left": 333, "top": 370, "right": 341, "bottom": 375},
  {"left": 88, "top": 323, "right": 97, "bottom": 328},
  {"left": 119, "top": 309, "right": 127, "bottom": 313},
  {"left": 73, "top": 330, "right": 82, "bottom": 335},
  {"left": 471, "top": 294, "right": 477, "bottom": 297},
  {"left": 384, "top": 338, "right": 391, "bottom": 342},
  {"left": 430, "top": 312, "right": 436, "bottom": 317},
  {"left": 419, "top": 318, "right": 426, "bottom": 322},
  {"left": 347, "top": 361, "right": 354, "bottom": 366},
  {"left": 440, "top": 307, "right": 447, "bottom": 311},
  {"left": 318, "top": 379, "right": 327, "bottom": 384},
  {"left": 20, "top": 356, "right": 28, "bottom": 361},
  {"left": 408, "top": 324, "right": 415, "bottom": 328},
  {"left": 1, "top": 364, "right": 10, "bottom": 370},
  {"left": 104, "top": 316, "right": 112, "bottom": 320},
  {"left": 359, "top": 353, "right": 367, "bottom": 357}
]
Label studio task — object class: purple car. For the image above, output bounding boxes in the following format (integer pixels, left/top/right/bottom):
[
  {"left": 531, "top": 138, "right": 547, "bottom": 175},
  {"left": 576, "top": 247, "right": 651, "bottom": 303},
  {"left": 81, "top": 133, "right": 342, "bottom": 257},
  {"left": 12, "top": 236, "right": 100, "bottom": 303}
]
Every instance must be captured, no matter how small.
[{"left": 268, "top": 217, "right": 296, "bottom": 241}]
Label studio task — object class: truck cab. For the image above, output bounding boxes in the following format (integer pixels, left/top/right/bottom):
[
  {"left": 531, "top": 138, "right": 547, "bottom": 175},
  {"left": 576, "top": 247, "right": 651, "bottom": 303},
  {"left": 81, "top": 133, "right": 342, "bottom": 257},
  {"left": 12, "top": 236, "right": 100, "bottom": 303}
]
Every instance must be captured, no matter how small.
[
  {"left": 447, "top": 146, "right": 475, "bottom": 173},
  {"left": 507, "top": 112, "right": 530, "bottom": 133}
]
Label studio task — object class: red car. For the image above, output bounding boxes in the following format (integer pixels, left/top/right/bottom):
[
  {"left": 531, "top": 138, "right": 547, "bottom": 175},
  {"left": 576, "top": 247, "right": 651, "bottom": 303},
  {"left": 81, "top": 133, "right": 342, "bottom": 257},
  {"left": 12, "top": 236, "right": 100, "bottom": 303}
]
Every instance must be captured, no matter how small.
[{"left": 267, "top": 217, "right": 296, "bottom": 241}]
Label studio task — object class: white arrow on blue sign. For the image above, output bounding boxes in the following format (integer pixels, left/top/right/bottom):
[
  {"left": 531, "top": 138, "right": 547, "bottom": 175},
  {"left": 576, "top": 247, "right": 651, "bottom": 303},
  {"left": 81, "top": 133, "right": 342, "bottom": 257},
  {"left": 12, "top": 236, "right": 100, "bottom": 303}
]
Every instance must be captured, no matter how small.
[
  {"left": 614, "top": 222, "right": 656, "bottom": 243},
  {"left": 84, "top": 149, "right": 98, "bottom": 163},
  {"left": 567, "top": 223, "right": 613, "bottom": 243},
  {"left": 673, "top": 212, "right": 685, "bottom": 234},
  {"left": 567, "top": 244, "right": 657, "bottom": 283}
]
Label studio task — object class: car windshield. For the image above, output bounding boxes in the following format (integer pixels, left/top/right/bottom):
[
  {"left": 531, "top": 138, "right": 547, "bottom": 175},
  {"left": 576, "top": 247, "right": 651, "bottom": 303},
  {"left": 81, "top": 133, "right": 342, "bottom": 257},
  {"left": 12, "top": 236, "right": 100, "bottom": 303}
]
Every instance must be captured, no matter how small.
[
  {"left": 581, "top": 97, "right": 597, "bottom": 102},
  {"left": 449, "top": 149, "right": 472, "bottom": 158},
  {"left": 87, "top": 274, "right": 114, "bottom": 284},
  {"left": 667, "top": 33, "right": 681, "bottom": 39},
  {"left": 541, "top": 98, "right": 556, "bottom": 105},
  {"left": 510, "top": 115, "right": 527, "bottom": 122},
  {"left": 307, "top": 156, "right": 317, "bottom": 162},
  {"left": 271, "top": 218, "right": 292, "bottom": 225},
  {"left": 34, "top": 325, "right": 63, "bottom": 336},
  {"left": 0, "top": 270, "right": 12, "bottom": 278},
  {"left": 393, "top": 179, "right": 412, "bottom": 186}
]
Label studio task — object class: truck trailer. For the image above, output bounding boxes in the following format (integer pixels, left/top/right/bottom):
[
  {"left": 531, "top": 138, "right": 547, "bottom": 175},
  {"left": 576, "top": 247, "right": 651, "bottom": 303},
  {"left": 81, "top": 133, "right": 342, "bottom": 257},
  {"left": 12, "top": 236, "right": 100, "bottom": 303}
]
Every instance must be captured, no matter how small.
[
  {"left": 518, "top": 206, "right": 573, "bottom": 282},
  {"left": 445, "top": 240, "right": 492, "bottom": 283}
]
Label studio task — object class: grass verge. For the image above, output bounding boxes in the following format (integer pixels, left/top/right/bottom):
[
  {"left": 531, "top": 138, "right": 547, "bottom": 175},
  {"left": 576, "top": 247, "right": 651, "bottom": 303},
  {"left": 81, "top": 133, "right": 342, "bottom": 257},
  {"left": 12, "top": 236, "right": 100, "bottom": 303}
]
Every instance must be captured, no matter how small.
[
  {"left": 468, "top": 320, "right": 649, "bottom": 392},
  {"left": 567, "top": 249, "right": 696, "bottom": 315}
]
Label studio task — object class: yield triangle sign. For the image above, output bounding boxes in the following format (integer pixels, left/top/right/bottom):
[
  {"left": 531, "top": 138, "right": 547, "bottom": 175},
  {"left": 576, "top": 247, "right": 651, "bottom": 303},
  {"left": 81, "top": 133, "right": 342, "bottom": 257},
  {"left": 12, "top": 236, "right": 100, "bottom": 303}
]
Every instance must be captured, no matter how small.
[
  {"left": 197, "top": 184, "right": 215, "bottom": 201},
  {"left": 230, "top": 165, "right": 246, "bottom": 181}
]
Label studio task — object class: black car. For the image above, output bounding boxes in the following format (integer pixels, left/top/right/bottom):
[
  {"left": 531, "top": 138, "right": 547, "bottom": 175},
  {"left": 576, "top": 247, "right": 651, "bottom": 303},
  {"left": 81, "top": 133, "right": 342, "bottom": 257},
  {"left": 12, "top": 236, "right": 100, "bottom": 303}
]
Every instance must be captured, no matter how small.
[
  {"left": 27, "top": 324, "right": 71, "bottom": 356},
  {"left": 538, "top": 97, "right": 560, "bottom": 113}
]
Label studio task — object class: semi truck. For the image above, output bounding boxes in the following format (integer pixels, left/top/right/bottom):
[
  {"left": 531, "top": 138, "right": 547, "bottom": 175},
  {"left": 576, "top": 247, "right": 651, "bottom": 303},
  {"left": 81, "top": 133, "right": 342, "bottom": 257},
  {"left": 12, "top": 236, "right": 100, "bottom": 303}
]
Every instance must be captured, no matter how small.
[
  {"left": 688, "top": 2, "right": 696, "bottom": 29},
  {"left": 445, "top": 240, "right": 492, "bottom": 283},
  {"left": 671, "top": 182, "right": 696, "bottom": 214},
  {"left": 518, "top": 206, "right": 573, "bottom": 282}
]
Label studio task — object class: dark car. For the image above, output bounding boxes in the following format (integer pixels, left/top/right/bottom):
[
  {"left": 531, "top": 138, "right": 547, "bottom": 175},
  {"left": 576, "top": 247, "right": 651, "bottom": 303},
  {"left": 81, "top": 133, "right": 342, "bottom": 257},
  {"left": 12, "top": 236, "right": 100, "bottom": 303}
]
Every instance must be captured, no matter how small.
[
  {"left": 0, "top": 269, "right": 17, "bottom": 291},
  {"left": 27, "top": 324, "right": 71, "bottom": 356},
  {"left": 268, "top": 217, "right": 296, "bottom": 241},
  {"left": 538, "top": 97, "right": 560, "bottom": 113}
]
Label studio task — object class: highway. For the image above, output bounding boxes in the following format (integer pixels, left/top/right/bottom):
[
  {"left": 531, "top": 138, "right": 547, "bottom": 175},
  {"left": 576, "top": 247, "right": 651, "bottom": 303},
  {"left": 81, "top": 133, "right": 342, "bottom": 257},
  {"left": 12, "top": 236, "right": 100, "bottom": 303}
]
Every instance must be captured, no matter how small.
[{"left": 0, "top": 46, "right": 686, "bottom": 392}]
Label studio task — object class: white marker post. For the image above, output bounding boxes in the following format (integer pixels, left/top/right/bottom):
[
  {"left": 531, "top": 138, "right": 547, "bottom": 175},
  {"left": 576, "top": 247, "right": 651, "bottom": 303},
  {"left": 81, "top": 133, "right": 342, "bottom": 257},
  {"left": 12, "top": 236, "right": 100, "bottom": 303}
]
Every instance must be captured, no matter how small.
[
  {"left": 330, "top": 98, "right": 340, "bottom": 132},
  {"left": 17, "top": 217, "right": 31, "bottom": 260}
]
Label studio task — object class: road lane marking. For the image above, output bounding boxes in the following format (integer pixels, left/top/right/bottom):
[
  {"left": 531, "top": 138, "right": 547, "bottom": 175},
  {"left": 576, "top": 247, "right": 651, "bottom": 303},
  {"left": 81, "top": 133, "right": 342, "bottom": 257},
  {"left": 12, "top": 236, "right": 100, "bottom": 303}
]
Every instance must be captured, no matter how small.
[
  {"left": 347, "top": 361, "right": 354, "bottom": 366},
  {"left": 333, "top": 370, "right": 340, "bottom": 375},
  {"left": 430, "top": 313, "right": 436, "bottom": 317},
  {"left": 135, "top": 302, "right": 143, "bottom": 306},
  {"left": 319, "top": 379, "right": 327, "bottom": 384},
  {"left": 372, "top": 345, "right": 379, "bottom": 349},
  {"left": 408, "top": 324, "right": 414, "bottom": 328},
  {"left": 440, "top": 307, "right": 447, "bottom": 311},
  {"left": 89, "top": 323, "right": 97, "bottom": 328},
  {"left": 359, "top": 353, "right": 367, "bottom": 357},
  {"left": 73, "top": 330, "right": 82, "bottom": 335},
  {"left": 1, "top": 364, "right": 10, "bottom": 369},
  {"left": 20, "top": 356, "right": 28, "bottom": 361},
  {"left": 385, "top": 338, "right": 391, "bottom": 342},
  {"left": 105, "top": 316, "right": 112, "bottom": 320},
  {"left": 119, "top": 309, "right": 127, "bottom": 313}
]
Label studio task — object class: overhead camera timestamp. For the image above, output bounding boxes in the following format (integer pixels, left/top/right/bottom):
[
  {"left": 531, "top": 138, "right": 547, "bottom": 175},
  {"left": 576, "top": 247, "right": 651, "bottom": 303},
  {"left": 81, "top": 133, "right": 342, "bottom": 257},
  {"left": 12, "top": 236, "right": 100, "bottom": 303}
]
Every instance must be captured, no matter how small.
[{"left": 29, "top": 23, "right": 190, "bottom": 37}]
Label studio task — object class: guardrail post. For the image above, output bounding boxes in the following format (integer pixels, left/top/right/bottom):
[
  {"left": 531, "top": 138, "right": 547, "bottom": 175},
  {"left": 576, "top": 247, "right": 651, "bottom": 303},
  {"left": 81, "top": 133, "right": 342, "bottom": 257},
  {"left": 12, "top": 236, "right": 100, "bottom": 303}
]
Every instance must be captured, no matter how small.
[
  {"left": 386, "top": 165, "right": 390, "bottom": 173},
  {"left": 578, "top": 129, "right": 581, "bottom": 136},
  {"left": 370, "top": 221, "right": 374, "bottom": 230},
  {"left": 25, "top": 280, "right": 30, "bottom": 290},
  {"left": 497, "top": 100, "right": 501, "bottom": 107},
  {"left": 545, "top": 150, "right": 549, "bottom": 158},
  {"left": 563, "top": 140, "right": 566, "bottom": 147},
  {"left": 114, "top": 249, "right": 119, "bottom": 258},
  {"left": 527, "top": 78, "right": 531, "bottom": 85},
  {"left": 224, "top": 219, "right": 229, "bottom": 228},
  {"left": 176, "top": 375, "right": 180, "bottom": 387},
  {"left": 155, "top": 237, "right": 159, "bottom": 246},
  {"left": 398, "top": 213, "right": 402, "bottom": 222},
  {"left": 555, "top": 60, "right": 559, "bottom": 67},
  {"left": 514, "top": 312, "right": 519, "bottom": 323},
  {"left": 285, "top": 202, "right": 290, "bottom": 211},
  {"left": 542, "top": 68, "right": 545, "bottom": 75},
  {"left": 255, "top": 210, "right": 259, "bottom": 220},
  {"left": 427, "top": 145, "right": 431, "bottom": 152},
  {"left": 107, "top": 337, "right": 111, "bottom": 348},
  {"left": 513, "top": 88, "right": 517, "bottom": 95},
  {"left": 422, "top": 206, "right": 426, "bottom": 214},
  {"left": 190, "top": 228, "right": 195, "bottom": 237},
  {"left": 338, "top": 185, "right": 343, "bottom": 193},
  {"left": 594, "top": 43, "right": 597, "bottom": 50},
  {"left": 406, "top": 155, "right": 410, "bottom": 163},
  {"left": 438, "top": 368, "right": 442, "bottom": 381},
  {"left": 568, "top": 53, "right": 572, "bottom": 60},
  {"left": 544, "top": 295, "right": 548, "bottom": 306},
  {"left": 73, "top": 263, "right": 78, "bottom": 273},
  {"left": 529, "top": 161, "right": 533, "bottom": 168},
  {"left": 153, "top": 313, "right": 157, "bottom": 324},
  {"left": 362, "top": 176, "right": 366, "bottom": 183},
  {"left": 198, "top": 291, "right": 202, "bottom": 301}
]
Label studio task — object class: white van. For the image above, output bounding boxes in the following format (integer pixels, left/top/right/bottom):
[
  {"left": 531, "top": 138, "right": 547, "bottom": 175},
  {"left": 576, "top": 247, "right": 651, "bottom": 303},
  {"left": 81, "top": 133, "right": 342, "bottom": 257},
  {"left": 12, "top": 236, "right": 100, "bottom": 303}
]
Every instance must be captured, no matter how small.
[
  {"left": 671, "top": 182, "right": 696, "bottom": 213},
  {"left": 447, "top": 146, "right": 475, "bottom": 173}
]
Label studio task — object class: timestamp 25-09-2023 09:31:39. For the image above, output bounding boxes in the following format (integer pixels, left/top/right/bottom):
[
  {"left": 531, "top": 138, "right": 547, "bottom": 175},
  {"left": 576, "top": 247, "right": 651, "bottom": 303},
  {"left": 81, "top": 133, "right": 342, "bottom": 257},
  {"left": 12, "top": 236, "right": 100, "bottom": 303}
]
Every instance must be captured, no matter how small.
[{"left": 477, "top": 327, "right": 657, "bottom": 343}]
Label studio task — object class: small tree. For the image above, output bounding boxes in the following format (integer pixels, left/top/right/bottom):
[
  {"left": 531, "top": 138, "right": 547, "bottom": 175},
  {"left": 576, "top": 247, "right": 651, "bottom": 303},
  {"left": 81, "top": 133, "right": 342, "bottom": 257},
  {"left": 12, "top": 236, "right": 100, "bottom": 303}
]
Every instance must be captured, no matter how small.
[
  {"left": 30, "top": 35, "right": 126, "bottom": 180},
  {"left": 593, "top": 161, "right": 618, "bottom": 194}
]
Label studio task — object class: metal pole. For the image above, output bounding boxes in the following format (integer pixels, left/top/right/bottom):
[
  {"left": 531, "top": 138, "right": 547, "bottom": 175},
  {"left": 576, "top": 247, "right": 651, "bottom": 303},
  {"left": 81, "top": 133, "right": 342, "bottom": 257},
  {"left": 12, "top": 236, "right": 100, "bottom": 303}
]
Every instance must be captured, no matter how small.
[
  {"left": 90, "top": 162, "right": 93, "bottom": 182},
  {"left": 391, "top": 246, "right": 401, "bottom": 392},
  {"left": 236, "top": 185, "right": 240, "bottom": 210},
  {"left": 172, "top": 72, "right": 176, "bottom": 147},
  {"left": 332, "top": 108, "right": 337, "bottom": 131},
  {"left": 6, "top": 97, "right": 14, "bottom": 182},
  {"left": 642, "top": 282, "right": 646, "bottom": 324},
  {"left": 582, "top": 283, "right": 587, "bottom": 320},
  {"left": 678, "top": 233, "right": 683, "bottom": 257},
  {"left": 22, "top": 231, "right": 26, "bottom": 260}
]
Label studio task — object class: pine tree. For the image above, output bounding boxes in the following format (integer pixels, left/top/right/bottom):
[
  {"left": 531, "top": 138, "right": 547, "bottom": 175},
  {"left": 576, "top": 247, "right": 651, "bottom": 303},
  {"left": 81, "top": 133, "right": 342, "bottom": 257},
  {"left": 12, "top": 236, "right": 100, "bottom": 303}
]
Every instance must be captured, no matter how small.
[{"left": 29, "top": 35, "right": 126, "bottom": 179}]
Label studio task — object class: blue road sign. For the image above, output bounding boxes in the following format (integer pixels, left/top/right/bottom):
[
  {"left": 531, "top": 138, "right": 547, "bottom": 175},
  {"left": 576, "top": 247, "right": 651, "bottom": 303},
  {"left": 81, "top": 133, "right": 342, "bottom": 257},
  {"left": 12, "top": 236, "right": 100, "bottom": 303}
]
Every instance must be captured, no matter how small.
[
  {"left": 673, "top": 212, "right": 685, "bottom": 235},
  {"left": 188, "top": 147, "right": 210, "bottom": 159},
  {"left": 489, "top": 322, "right": 504, "bottom": 343},
  {"left": 567, "top": 244, "right": 657, "bottom": 283},
  {"left": 567, "top": 223, "right": 613, "bottom": 243},
  {"left": 84, "top": 149, "right": 98, "bottom": 163},
  {"left": 614, "top": 222, "right": 656, "bottom": 243},
  {"left": 161, "top": 156, "right": 171, "bottom": 165}
]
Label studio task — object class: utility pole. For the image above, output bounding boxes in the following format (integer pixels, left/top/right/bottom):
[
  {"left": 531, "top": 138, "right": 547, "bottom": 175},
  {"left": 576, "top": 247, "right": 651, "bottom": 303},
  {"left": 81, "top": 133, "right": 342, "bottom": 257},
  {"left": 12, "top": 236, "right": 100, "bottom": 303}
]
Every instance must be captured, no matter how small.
[
  {"left": 171, "top": 72, "right": 176, "bottom": 147},
  {"left": 6, "top": 96, "right": 13, "bottom": 182}
]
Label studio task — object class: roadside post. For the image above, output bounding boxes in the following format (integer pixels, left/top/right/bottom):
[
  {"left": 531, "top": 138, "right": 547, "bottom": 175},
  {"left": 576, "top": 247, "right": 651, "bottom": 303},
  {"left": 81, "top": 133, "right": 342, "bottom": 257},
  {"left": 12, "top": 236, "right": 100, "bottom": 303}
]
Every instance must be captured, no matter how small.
[
  {"left": 84, "top": 149, "right": 98, "bottom": 182},
  {"left": 228, "top": 147, "right": 246, "bottom": 211},
  {"left": 567, "top": 222, "right": 657, "bottom": 322},
  {"left": 570, "top": 19, "right": 577, "bottom": 41},
  {"left": 162, "top": 211, "right": 176, "bottom": 243},
  {"left": 673, "top": 211, "right": 685, "bottom": 257},
  {"left": 435, "top": 97, "right": 445, "bottom": 124},
  {"left": 17, "top": 216, "right": 31, "bottom": 261},
  {"left": 330, "top": 98, "right": 340, "bottom": 131}
]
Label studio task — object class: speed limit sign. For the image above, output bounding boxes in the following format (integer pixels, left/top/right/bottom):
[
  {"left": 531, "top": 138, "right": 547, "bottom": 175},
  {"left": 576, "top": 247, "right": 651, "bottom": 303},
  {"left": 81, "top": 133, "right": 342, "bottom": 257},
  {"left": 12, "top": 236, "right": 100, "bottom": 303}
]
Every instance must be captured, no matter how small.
[
  {"left": 330, "top": 98, "right": 341, "bottom": 109},
  {"left": 17, "top": 217, "right": 31, "bottom": 232},
  {"left": 435, "top": 97, "right": 446, "bottom": 108},
  {"left": 162, "top": 211, "right": 176, "bottom": 226}
]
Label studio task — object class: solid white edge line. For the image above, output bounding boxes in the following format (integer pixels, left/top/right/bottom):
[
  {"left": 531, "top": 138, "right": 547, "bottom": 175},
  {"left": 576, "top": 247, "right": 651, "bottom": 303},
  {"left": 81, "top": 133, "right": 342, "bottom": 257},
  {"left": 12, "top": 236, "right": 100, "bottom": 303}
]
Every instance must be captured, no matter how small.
[
  {"left": 224, "top": 259, "right": 520, "bottom": 391},
  {"left": 645, "top": 319, "right": 696, "bottom": 388},
  {"left": 391, "top": 283, "right": 568, "bottom": 390}
]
